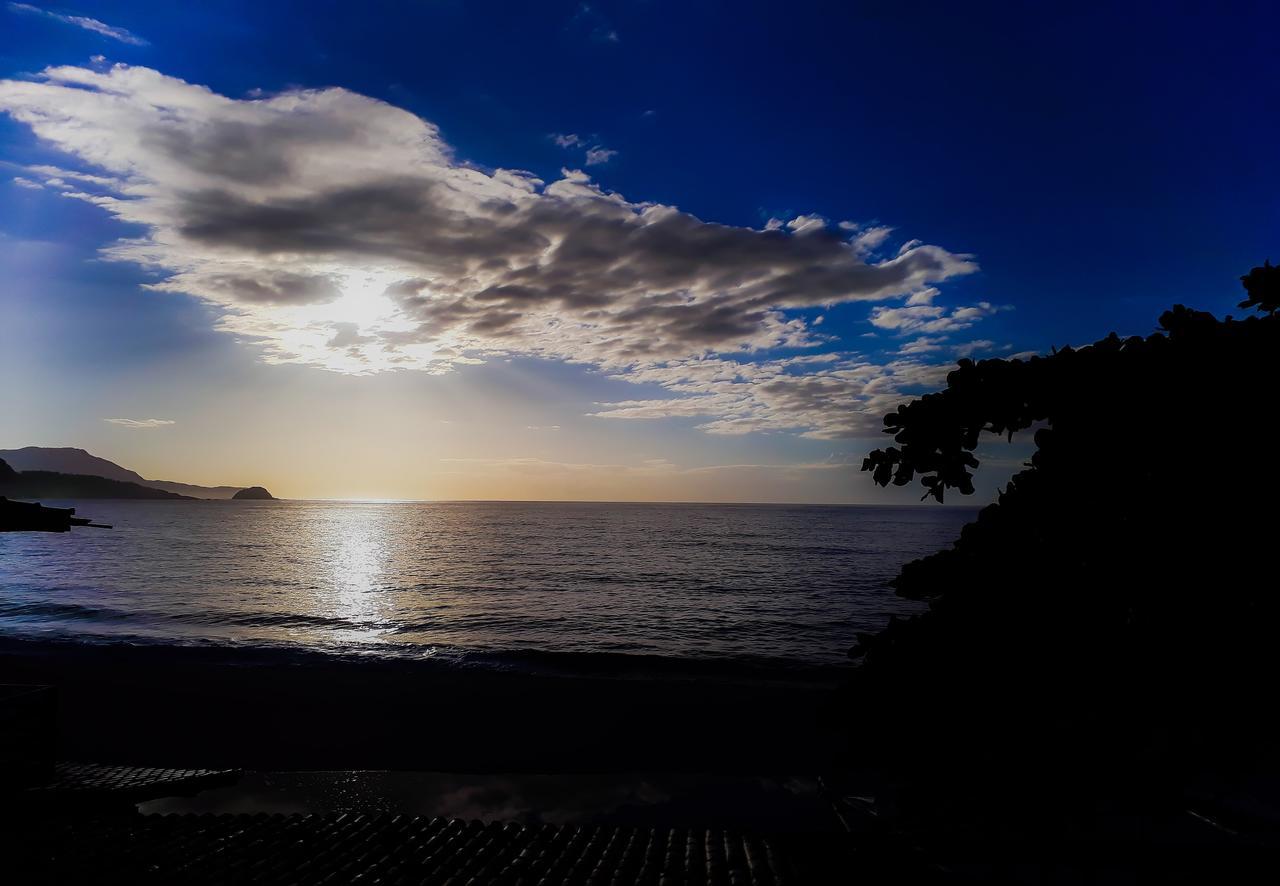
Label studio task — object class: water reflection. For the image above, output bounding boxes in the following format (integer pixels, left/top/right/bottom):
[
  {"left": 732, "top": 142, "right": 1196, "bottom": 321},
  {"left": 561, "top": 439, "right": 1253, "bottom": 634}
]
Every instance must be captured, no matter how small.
[
  {"left": 0, "top": 500, "right": 975, "bottom": 665},
  {"left": 317, "top": 507, "right": 392, "bottom": 642}
]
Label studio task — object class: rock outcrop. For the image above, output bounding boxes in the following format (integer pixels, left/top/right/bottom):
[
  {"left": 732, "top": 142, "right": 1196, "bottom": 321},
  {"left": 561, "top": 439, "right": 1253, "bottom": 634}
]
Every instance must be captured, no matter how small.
[{"left": 231, "top": 486, "right": 276, "bottom": 501}]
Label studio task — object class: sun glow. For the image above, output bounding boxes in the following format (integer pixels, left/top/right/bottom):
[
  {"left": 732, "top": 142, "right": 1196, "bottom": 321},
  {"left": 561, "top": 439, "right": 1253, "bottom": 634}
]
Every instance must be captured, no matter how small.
[
  {"left": 246, "top": 269, "right": 441, "bottom": 373},
  {"left": 317, "top": 271, "right": 402, "bottom": 327}
]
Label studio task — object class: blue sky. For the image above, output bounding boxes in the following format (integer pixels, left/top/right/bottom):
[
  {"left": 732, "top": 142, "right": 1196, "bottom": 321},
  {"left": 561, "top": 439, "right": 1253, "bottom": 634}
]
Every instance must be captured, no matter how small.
[{"left": 0, "top": 1, "right": 1276, "bottom": 501}]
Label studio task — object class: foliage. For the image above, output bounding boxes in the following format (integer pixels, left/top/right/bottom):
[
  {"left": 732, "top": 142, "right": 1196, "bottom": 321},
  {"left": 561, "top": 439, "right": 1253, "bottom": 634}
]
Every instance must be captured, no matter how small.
[
  {"left": 845, "top": 263, "right": 1280, "bottom": 840},
  {"left": 1238, "top": 259, "right": 1279, "bottom": 314}
]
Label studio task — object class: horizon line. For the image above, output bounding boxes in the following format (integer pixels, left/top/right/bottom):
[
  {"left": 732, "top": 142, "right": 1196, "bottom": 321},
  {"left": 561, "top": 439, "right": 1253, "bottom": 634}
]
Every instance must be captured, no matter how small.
[{"left": 250, "top": 497, "right": 983, "bottom": 508}]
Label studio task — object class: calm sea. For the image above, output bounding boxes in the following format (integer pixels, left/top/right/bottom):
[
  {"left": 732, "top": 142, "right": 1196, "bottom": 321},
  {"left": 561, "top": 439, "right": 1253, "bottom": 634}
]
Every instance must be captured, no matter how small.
[{"left": 0, "top": 501, "right": 973, "bottom": 674}]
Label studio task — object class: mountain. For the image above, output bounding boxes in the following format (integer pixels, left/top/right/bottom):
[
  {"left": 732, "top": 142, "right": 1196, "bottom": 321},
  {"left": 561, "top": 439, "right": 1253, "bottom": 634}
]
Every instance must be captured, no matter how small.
[
  {"left": 143, "top": 479, "right": 247, "bottom": 499},
  {"left": 0, "top": 447, "right": 254, "bottom": 500},
  {"left": 0, "top": 447, "right": 145, "bottom": 483},
  {"left": 0, "top": 458, "right": 193, "bottom": 500}
]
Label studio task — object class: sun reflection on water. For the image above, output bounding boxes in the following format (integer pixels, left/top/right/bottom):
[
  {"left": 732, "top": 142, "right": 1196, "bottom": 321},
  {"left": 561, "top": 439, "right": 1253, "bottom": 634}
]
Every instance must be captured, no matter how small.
[
  {"left": 318, "top": 508, "right": 393, "bottom": 643},
  {"left": 0, "top": 501, "right": 975, "bottom": 666}
]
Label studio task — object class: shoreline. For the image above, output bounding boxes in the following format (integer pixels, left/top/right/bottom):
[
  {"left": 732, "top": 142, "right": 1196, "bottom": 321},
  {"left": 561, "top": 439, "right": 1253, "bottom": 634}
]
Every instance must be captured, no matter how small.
[
  {"left": 0, "top": 638, "right": 848, "bottom": 774},
  {"left": 0, "top": 635, "right": 856, "bottom": 685}
]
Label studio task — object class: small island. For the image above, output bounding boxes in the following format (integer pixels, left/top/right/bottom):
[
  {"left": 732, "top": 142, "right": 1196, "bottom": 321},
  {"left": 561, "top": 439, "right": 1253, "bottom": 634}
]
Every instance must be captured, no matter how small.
[{"left": 231, "top": 486, "right": 276, "bottom": 501}]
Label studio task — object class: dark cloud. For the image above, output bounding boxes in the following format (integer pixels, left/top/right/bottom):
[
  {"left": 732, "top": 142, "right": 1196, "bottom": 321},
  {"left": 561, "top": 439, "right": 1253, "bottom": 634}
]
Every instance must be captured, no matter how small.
[{"left": 199, "top": 271, "right": 342, "bottom": 306}]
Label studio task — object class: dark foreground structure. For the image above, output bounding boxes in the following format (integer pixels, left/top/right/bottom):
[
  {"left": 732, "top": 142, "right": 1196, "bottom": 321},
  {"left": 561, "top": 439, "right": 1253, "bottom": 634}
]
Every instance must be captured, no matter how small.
[
  {"left": 0, "top": 693, "right": 855, "bottom": 882},
  {"left": 24, "top": 809, "right": 836, "bottom": 884},
  {"left": 0, "top": 650, "right": 862, "bottom": 883},
  {"left": 0, "top": 495, "right": 110, "bottom": 532}
]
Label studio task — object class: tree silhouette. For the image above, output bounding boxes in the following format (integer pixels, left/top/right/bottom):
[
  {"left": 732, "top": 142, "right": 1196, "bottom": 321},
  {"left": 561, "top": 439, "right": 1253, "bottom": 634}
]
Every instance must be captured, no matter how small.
[
  {"left": 1238, "top": 259, "right": 1279, "bottom": 314},
  {"left": 844, "top": 262, "right": 1280, "bottom": 845}
]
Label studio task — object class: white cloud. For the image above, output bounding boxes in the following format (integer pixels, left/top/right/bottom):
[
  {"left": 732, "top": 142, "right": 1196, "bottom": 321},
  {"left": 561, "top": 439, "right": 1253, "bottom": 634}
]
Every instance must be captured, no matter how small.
[
  {"left": 897, "top": 336, "right": 947, "bottom": 355},
  {"left": 583, "top": 145, "right": 617, "bottom": 165},
  {"left": 870, "top": 299, "right": 1006, "bottom": 336},
  {"left": 839, "top": 222, "right": 894, "bottom": 256},
  {"left": 0, "top": 64, "right": 988, "bottom": 437},
  {"left": 550, "top": 133, "right": 582, "bottom": 148},
  {"left": 7, "top": 3, "right": 147, "bottom": 46},
  {"left": 104, "top": 417, "right": 175, "bottom": 429},
  {"left": 954, "top": 339, "right": 996, "bottom": 357},
  {"left": 590, "top": 353, "right": 952, "bottom": 439},
  {"left": 787, "top": 214, "right": 827, "bottom": 235}
]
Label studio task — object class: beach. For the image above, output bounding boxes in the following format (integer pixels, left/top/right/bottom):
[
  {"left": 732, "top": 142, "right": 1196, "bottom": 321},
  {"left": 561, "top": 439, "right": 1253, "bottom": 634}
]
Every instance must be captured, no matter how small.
[{"left": 0, "top": 639, "right": 845, "bottom": 774}]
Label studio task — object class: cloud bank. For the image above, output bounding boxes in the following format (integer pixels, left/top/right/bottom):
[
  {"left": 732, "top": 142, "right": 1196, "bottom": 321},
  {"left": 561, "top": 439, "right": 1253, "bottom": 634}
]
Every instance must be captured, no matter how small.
[{"left": 0, "top": 64, "right": 999, "bottom": 438}]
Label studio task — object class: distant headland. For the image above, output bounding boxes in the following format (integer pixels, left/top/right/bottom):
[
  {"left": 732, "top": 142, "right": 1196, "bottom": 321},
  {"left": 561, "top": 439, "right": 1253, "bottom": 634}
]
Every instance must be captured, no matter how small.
[
  {"left": 0, "top": 447, "right": 275, "bottom": 501},
  {"left": 232, "top": 486, "right": 276, "bottom": 501}
]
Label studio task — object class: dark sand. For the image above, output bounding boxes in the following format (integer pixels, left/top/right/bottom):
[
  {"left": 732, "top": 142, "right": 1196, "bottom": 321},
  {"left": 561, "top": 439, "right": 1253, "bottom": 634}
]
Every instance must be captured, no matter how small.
[{"left": 0, "top": 640, "right": 846, "bottom": 773}]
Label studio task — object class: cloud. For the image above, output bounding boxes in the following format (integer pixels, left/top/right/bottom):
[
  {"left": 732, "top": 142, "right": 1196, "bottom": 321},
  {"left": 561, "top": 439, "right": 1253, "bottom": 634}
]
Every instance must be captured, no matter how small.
[
  {"left": 193, "top": 271, "right": 342, "bottom": 306},
  {"left": 897, "top": 336, "right": 947, "bottom": 355},
  {"left": 104, "top": 417, "right": 175, "bottom": 429},
  {"left": 584, "top": 146, "right": 617, "bottom": 165},
  {"left": 869, "top": 295, "right": 1006, "bottom": 336},
  {"left": 842, "top": 223, "right": 894, "bottom": 256},
  {"left": 787, "top": 214, "right": 828, "bottom": 236},
  {"left": 590, "top": 353, "right": 952, "bottom": 439},
  {"left": 0, "top": 64, "right": 986, "bottom": 436},
  {"left": 7, "top": 3, "right": 147, "bottom": 46},
  {"left": 553, "top": 133, "right": 617, "bottom": 167},
  {"left": 954, "top": 339, "right": 996, "bottom": 357}
]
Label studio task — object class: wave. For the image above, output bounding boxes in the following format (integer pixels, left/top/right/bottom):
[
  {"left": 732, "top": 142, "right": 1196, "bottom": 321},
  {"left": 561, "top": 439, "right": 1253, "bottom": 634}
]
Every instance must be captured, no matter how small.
[
  {"left": 0, "top": 630, "right": 852, "bottom": 686},
  {"left": 0, "top": 599, "right": 371, "bottom": 633}
]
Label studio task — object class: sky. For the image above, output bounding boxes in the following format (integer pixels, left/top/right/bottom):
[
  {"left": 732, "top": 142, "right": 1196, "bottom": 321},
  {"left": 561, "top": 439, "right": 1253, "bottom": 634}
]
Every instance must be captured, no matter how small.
[{"left": 0, "top": 1, "right": 1275, "bottom": 502}]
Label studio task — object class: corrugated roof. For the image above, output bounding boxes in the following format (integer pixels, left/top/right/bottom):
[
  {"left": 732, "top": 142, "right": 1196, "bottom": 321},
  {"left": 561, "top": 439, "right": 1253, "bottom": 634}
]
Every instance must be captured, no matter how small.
[
  {"left": 44, "top": 812, "right": 846, "bottom": 884},
  {"left": 31, "top": 762, "right": 240, "bottom": 799}
]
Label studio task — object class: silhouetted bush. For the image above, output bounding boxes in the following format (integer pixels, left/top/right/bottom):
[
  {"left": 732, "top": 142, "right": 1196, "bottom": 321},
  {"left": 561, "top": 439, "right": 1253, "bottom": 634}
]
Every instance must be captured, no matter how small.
[
  {"left": 845, "top": 263, "right": 1280, "bottom": 843},
  {"left": 1238, "top": 259, "right": 1279, "bottom": 314}
]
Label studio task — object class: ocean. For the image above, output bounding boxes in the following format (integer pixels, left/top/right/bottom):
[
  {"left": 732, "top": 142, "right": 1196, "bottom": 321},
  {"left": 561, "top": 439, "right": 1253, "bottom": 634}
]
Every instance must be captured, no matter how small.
[{"left": 0, "top": 500, "right": 973, "bottom": 674}]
